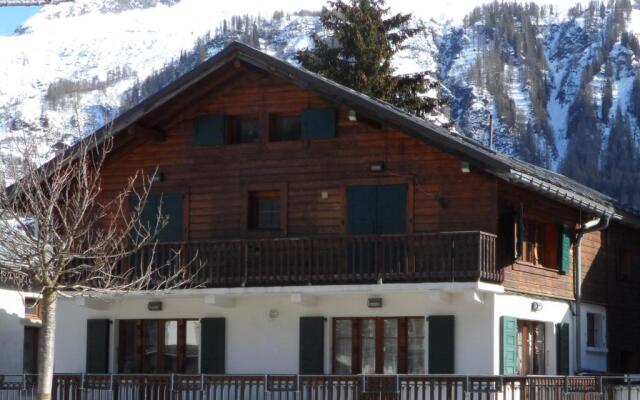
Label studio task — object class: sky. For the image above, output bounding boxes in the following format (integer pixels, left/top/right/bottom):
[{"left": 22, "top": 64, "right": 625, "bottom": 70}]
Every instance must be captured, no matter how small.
[
  {"left": 0, "top": 0, "right": 593, "bottom": 37},
  {"left": 0, "top": 6, "right": 40, "bottom": 35}
]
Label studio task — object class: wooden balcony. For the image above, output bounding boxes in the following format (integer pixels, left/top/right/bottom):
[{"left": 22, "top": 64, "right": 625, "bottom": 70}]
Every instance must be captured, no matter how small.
[{"left": 126, "top": 231, "right": 500, "bottom": 288}]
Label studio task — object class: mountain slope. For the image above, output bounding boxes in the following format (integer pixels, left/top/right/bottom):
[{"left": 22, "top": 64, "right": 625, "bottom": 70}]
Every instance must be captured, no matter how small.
[{"left": 0, "top": 0, "right": 639, "bottom": 207}]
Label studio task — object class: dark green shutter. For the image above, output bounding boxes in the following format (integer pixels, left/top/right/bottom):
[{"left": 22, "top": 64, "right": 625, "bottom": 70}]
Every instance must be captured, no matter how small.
[
  {"left": 376, "top": 185, "right": 407, "bottom": 234},
  {"left": 299, "top": 317, "right": 325, "bottom": 374},
  {"left": 193, "top": 114, "right": 225, "bottom": 145},
  {"left": 559, "top": 226, "right": 571, "bottom": 274},
  {"left": 302, "top": 108, "right": 336, "bottom": 140},
  {"left": 157, "top": 194, "right": 184, "bottom": 242},
  {"left": 501, "top": 316, "right": 517, "bottom": 375},
  {"left": 201, "top": 318, "right": 225, "bottom": 374},
  {"left": 428, "top": 315, "right": 455, "bottom": 374},
  {"left": 132, "top": 194, "right": 184, "bottom": 243},
  {"left": 557, "top": 323, "right": 570, "bottom": 375},
  {"left": 86, "top": 319, "right": 110, "bottom": 373},
  {"left": 347, "top": 186, "right": 377, "bottom": 235},
  {"left": 515, "top": 205, "right": 524, "bottom": 259}
]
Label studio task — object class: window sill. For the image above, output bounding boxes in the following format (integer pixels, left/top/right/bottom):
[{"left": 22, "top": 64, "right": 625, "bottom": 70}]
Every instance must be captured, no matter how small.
[
  {"left": 586, "top": 346, "right": 608, "bottom": 354},
  {"left": 513, "top": 261, "right": 562, "bottom": 277}
]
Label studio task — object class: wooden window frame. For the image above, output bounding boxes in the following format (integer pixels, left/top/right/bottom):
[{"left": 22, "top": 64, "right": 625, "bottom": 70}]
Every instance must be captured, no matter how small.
[
  {"left": 516, "top": 320, "right": 545, "bottom": 375},
  {"left": 518, "top": 217, "right": 560, "bottom": 270},
  {"left": 268, "top": 112, "right": 302, "bottom": 142},
  {"left": 117, "top": 319, "right": 198, "bottom": 374},
  {"left": 227, "top": 115, "right": 261, "bottom": 145},
  {"left": 243, "top": 183, "right": 288, "bottom": 236},
  {"left": 331, "top": 316, "right": 422, "bottom": 375}
]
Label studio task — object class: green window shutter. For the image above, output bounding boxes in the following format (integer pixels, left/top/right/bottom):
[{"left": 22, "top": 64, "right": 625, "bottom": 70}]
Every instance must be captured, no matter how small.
[
  {"left": 557, "top": 323, "right": 570, "bottom": 375},
  {"left": 428, "top": 315, "right": 455, "bottom": 374},
  {"left": 201, "top": 318, "right": 225, "bottom": 374},
  {"left": 376, "top": 184, "right": 407, "bottom": 234},
  {"left": 132, "top": 194, "right": 184, "bottom": 243},
  {"left": 302, "top": 108, "right": 336, "bottom": 140},
  {"left": 86, "top": 319, "right": 110, "bottom": 373},
  {"left": 515, "top": 205, "right": 524, "bottom": 259},
  {"left": 347, "top": 186, "right": 377, "bottom": 235},
  {"left": 501, "top": 316, "right": 517, "bottom": 375},
  {"left": 157, "top": 194, "right": 184, "bottom": 243},
  {"left": 559, "top": 226, "right": 571, "bottom": 274},
  {"left": 299, "top": 317, "right": 325, "bottom": 374},
  {"left": 193, "top": 114, "right": 225, "bottom": 145}
]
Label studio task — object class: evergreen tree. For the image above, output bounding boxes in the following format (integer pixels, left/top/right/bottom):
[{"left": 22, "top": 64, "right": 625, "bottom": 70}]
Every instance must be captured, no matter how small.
[
  {"left": 295, "top": 0, "right": 445, "bottom": 116},
  {"left": 602, "top": 109, "right": 639, "bottom": 205}
]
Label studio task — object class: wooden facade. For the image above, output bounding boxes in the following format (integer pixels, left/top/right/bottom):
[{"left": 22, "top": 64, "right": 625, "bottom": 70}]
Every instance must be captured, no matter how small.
[{"left": 85, "top": 53, "right": 640, "bottom": 373}]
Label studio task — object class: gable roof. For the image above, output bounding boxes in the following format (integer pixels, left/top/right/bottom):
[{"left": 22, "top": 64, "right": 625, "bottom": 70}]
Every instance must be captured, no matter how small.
[{"left": 46, "top": 41, "right": 640, "bottom": 228}]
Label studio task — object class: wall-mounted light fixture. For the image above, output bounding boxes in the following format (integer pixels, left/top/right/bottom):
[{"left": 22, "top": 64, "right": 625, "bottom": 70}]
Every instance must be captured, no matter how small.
[
  {"left": 148, "top": 301, "right": 163, "bottom": 311},
  {"left": 367, "top": 297, "right": 383, "bottom": 308},
  {"left": 531, "top": 302, "right": 543, "bottom": 312},
  {"left": 269, "top": 309, "right": 280, "bottom": 319},
  {"left": 152, "top": 172, "right": 165, "bottom": 183},
  {"left": 369, "top": 161, "right": 385, "bottom": 173},
  {"left": 461, "top": 161, "right": 471, "bottom": 174},
  {"left": 348, "top": 109, "right": 358, "bottom": 121}
]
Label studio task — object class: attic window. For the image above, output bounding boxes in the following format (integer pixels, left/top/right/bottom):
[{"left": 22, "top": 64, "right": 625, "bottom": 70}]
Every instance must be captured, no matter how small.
[
  {"left": 228, "top": 116, "right": 260, "bottom": 144},
  {"left": 270, "top": 114, "right": 301, "bottom": 142}
]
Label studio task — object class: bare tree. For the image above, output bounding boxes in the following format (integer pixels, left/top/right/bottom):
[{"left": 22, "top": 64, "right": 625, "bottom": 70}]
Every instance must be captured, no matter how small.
[{"left": 0, "top": 128, "right": 194, "bottom": 400}]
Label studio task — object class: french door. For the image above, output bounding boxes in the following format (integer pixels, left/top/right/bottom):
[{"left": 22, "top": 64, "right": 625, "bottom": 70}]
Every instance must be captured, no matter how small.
[
  {"left": 333, "top": 317, "right": 425, "bottom": 374},
  {"left": 517, "top": 320, "right": 546, "bottom": 375}
]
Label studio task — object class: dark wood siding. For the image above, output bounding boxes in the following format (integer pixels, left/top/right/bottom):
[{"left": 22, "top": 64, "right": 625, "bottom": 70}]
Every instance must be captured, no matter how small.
[{"left": 98, "top": 71, "right": 498, "bottom": 242}]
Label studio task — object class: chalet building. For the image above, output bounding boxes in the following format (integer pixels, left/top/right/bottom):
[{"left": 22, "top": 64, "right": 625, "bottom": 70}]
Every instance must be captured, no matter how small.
[{"left": 48, "top": 42, "right": 640, "bottom": 377}]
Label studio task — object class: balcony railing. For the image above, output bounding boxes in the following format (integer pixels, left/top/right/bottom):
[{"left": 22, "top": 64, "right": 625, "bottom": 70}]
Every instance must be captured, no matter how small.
[
  {"left": 0, "top": 373, "right": 632, "bottom": 400},
  {"left": 121, "top": 231, "right": 499, "bottom": 288}
]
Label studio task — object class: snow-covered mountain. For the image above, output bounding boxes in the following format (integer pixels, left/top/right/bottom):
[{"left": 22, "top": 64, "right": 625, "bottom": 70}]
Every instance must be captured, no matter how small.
[{"left": 1, "top": 0, "right": 639, "bottom": 206}]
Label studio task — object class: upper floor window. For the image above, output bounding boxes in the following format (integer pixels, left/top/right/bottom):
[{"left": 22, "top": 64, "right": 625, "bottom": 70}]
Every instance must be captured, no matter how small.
[
  {"left": 522, "top": 219, "right": 546, "bottom": 265},
  {"left": 248, "top": 190, "right": 281, "bottom": 230},
  {"left": 618, "top": 247, "right": 633, "bottom": 281},
  {"left": 270, "top": 114, "right": 302, "bottom": 142},
  {"left": 228, "top": 116, "right": 260, "bottom": 144},
  {"left": 587, "top": 312, "right": 605, "bottom": 348}
]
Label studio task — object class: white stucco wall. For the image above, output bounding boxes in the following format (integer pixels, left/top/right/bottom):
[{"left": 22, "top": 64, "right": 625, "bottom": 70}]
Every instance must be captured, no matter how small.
[
  {"left": 54, "top": 286, "right": 594, "bottom": 376},
  {"left": 54, "top": 285, "right": 497, "bottom": 374},
  {"left": 0, "top": 288, "right": 25, "bottom": 374},
  {"left": 492, "top": 292, "right": 574, "bottom": 375}
]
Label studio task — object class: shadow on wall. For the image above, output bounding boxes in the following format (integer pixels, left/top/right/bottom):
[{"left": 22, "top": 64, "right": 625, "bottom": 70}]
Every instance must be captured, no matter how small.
[{"left": 0, "top": 306, "right": 25, "bottom": 374}]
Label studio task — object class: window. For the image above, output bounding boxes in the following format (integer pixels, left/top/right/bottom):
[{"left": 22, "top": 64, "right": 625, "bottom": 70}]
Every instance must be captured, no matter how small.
[
  {"left": 270, "top": 114, "right": 301, "bottom": 141},
  {"left": 520, "top": 219, "right": 561, "bottom": 269},
  {"left": 118, "top": 319, "right": 200, "bottom": 373},
  {"left": 248, "top": 190, "right": 282, "bottom": 230},
  {"left": 332, "top": 317, "right": 424, "bottom": 374},
  {"left": 517, "top": 320, "right": 545, "bottom": 375},
  {"left": 587, "top": 312, "right": 605, "bottom": 348},
  {"left": 618, "top": 248, "right": 633, "bottom": 280},
  {"left": 522, "top": 219, "right": 546, "bottom": 265},
  {"left": 228, "top": 116, "right": 260, "bottom": 144},
  {"left": 24, "top": 297, "right": 41, "bottom": 320}
]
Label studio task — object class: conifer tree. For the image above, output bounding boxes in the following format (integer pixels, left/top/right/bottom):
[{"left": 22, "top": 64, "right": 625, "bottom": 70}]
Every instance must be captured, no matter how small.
[{"left": 296, "top": 0, "right": 445, "bottom": 116}]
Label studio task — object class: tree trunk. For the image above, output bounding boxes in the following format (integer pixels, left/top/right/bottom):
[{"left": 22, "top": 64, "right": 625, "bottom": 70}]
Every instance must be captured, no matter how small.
[{"left": 37, "top": 288, "right": 57, "bottom": 400}]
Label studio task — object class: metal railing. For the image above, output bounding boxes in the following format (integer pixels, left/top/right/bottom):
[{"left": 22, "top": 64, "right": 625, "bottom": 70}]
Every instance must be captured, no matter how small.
[{"left": 1, "top": 374, "right": 640, "bottom": 400}]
